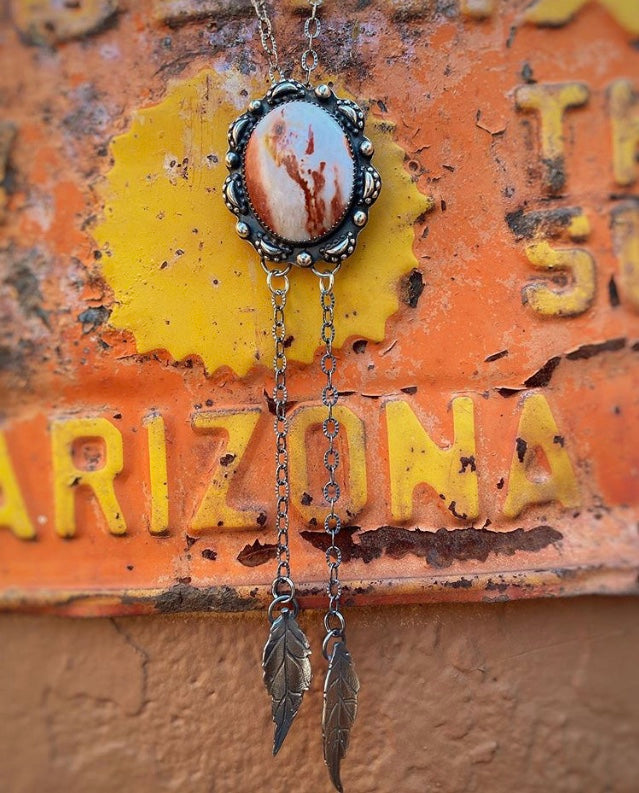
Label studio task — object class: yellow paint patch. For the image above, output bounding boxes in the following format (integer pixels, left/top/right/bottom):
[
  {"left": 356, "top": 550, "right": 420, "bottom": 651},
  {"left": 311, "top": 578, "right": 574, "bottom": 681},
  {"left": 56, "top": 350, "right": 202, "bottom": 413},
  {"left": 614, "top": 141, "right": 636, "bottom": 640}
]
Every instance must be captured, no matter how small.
[
  {"left": 524, "top": 0, "right": 639, "bottom": 35},
  {"left": 94, "top": 69, "right": 431, "bottom": 376}
]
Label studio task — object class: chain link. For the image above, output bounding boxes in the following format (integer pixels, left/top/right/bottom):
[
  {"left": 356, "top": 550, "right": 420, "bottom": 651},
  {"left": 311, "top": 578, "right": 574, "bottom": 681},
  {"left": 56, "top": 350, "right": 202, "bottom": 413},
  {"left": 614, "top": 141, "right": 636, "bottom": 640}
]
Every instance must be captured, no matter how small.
[
  {"left": 302, "top": 1, "right": 322, "bottom": 85},
  {"left": 250, "top": 0, "right": 284, "bottom": 84},
  {"left": 250, "top": 0, "right": 322, "bottom": 86},
  {"left": 265, "top": 260, "right": 296, "bottom": 611},
  {"left": 318, "top": 272, "right": 346, "bottom": 656}
]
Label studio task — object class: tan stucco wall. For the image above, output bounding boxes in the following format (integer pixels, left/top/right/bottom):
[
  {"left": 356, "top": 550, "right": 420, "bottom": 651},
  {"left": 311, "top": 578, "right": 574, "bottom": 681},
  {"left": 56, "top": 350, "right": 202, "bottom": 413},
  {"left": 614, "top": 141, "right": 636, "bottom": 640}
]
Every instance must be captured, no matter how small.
[{"left": 2, "top": 596, "right": 638, "bottom": 792}]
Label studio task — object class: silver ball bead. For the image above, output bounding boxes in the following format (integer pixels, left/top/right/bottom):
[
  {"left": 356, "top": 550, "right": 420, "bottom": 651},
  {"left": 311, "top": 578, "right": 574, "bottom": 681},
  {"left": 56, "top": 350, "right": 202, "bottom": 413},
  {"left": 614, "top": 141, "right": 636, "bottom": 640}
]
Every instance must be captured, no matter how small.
[
  {"left": 296, "top": 251, "right": 313, "bottom": 267},
  {"left": 236, "top": 222, "right": 250, "bottom": 239},
  {"left": 353, "top": 210, "right": 368, "bottom": 227},
  {"left": 360, "top": 138, "right": 374, "bottom": 157},
  {"left": 249, "top": 100, "right": 262, "bottom": 113},
  {"left": 225, "top": 151, "right": 239, "bottom": 168},
  {"left": 315, "top": 84, "right": 332, "bottom": 100}
]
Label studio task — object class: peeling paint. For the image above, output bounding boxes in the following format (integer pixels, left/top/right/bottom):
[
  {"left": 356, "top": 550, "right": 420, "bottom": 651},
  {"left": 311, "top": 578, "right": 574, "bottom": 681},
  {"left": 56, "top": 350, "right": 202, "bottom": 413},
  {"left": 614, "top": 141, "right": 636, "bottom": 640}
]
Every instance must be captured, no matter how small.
[{"left": 300, "top": 525, "right": 564, "bottom": 568}]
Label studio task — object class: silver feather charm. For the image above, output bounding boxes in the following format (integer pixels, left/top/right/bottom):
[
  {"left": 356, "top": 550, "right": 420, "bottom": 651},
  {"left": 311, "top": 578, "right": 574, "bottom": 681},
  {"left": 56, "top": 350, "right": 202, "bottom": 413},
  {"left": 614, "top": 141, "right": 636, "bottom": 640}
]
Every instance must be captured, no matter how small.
[
  {"left": 262, "top": 608, "right": 312, "bottom": 755},
  {"left": 322, "top": 641, "right": 360, "bottom": 792}
]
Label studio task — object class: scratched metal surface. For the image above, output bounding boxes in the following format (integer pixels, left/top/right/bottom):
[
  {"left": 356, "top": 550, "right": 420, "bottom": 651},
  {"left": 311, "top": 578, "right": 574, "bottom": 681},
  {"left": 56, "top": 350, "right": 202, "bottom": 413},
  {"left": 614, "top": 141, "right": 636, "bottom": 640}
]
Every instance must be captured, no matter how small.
[{"left": 0, "top": 0, "right": 638, "bottom": 615}]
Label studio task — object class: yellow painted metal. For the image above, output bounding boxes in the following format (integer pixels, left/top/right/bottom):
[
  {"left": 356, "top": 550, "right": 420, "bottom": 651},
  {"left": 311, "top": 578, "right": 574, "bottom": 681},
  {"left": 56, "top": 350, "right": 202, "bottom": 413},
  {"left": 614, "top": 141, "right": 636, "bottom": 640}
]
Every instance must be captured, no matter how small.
[
  {"left": 502, "top": 394, "right": 580, "bottom": 519},
  {"left": 190, "top": 407, "right": 262, "bottom": 532},
  {"left": 51, "top": 418, "right": 126, "bottom": 538},
  {"left": 386, "top": 397, "right": 479, "bottom": 524},
  {"left": 524, "top": 0, "right": 639, "bottom": 35},
  {"left": 0, "top": 433, "right": 35, "bottom": 540},
  {"left": 94, "top": 69, "right": 433, "bottom": 376}
]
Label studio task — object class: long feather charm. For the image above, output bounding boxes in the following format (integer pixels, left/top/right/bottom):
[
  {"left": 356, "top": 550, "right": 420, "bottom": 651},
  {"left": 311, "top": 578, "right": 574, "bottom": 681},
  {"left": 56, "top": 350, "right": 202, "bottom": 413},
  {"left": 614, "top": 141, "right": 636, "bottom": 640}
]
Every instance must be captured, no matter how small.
[
  {"left": 322, "top": 641, "right": 360, "bottom": 792},
  {"left": 262, "top": 608, "right": 312, "bottom": 755}
]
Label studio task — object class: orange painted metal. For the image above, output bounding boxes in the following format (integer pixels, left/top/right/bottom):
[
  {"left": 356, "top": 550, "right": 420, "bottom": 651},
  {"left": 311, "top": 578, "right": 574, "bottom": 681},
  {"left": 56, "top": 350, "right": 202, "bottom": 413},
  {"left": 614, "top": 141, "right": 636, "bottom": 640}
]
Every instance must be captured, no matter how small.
[{"left": 0, "top": 0, "right": 638, "bottom": 615}]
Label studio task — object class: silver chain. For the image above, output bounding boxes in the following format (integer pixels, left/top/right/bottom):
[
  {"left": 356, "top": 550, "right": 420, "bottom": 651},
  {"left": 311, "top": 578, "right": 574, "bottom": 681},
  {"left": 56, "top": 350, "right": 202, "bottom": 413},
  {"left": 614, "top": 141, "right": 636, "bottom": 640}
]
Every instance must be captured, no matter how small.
[
  {"left": 265, "top": 262, "right": 296, "bottom": 610},
  {"left": 318, "top": 273, "right": 346, "bottom": 657},
  {"left": 250, "top": 0, "right": 323, "bottom": 85},
  {"left": 250, "top": 0, "right": 283, "bottom": 84},
  {"left": 302, "top": 1, "right": 322, "bottom": 85}
]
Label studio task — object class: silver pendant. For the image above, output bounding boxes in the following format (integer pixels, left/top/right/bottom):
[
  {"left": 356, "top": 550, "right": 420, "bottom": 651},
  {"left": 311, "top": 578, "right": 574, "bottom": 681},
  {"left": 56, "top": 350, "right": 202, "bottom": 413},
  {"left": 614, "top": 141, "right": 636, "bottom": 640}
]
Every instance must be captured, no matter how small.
[
  {"left": 263, "top": 605, "right": 312, "bottom": 755},
  {"left": 323, "top": 640, "right": 360, "bottom": 793},
  {"left": 224, "top": 79, "right": 381, "bottom": 268}
]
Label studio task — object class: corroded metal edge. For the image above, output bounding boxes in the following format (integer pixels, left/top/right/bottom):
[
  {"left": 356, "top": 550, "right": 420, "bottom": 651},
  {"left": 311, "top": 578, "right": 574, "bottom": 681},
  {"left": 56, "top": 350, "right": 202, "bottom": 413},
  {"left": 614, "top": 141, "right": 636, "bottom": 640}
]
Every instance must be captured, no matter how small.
[{"left": 1, "top": 564, "right": 637, "bottom": 616}]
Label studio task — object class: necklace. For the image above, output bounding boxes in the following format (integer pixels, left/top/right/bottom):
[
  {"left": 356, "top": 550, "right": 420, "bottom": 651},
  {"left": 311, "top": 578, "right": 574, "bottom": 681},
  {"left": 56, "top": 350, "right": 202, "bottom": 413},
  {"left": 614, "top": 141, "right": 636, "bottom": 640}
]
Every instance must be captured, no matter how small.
[{"left": 223, "top": 3, "right": 381, "bottom": 789}]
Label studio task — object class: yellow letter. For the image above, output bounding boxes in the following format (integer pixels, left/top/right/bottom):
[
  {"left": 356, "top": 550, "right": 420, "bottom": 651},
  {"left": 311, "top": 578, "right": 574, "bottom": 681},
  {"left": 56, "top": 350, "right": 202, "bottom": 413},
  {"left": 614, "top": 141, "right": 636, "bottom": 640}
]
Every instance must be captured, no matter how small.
[
  {"left": 523, "top": 227, "right": 595, "bottom": 317},
  {"left": 515, "top": 82, "right": 589, "bottom": 193},
  {"left": 0, "top": 432, "right": 35, "bottom": 539},
  {"left": 525, "top": 0, "right": 639, "bottom": 35},
  {"left": 386, "top": 397, "right": 478, "bottom": 523},
  {"left": 610, "top": 80, "right": 639, "bottom": 187},
  {"left": 288, "top": 404, "right": 367, "bottom": 525},
  {"left": 191, "top": 407, "right": 261, "bottom": 532},
  {"left": 144, "top": 413, "right": 169, "bottom": 535},
  {"left": 503, "top": 394, "right": 580, "bottom": 518},
  {"left": 51, "top": 418, "right": 126, "bottom": 537},
  {"left": 611, "top": 202, "right": 639, "bottom": 311}
]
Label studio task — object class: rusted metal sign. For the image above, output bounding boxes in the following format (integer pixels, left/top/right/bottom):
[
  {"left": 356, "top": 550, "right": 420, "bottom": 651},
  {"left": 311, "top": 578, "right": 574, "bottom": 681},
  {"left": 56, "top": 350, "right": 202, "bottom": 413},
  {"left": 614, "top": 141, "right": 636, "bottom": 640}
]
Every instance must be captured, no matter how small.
[{"left": 1, "top": 0, "right": 638, "bottom": 615}]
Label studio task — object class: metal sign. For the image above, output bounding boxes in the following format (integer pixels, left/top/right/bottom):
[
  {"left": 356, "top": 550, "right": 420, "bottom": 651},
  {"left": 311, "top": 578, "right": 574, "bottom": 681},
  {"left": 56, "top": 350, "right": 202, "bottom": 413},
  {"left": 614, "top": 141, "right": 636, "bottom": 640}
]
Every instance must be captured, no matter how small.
[{"left": 1, "top": 0, "right": 638, "bottom": 614}]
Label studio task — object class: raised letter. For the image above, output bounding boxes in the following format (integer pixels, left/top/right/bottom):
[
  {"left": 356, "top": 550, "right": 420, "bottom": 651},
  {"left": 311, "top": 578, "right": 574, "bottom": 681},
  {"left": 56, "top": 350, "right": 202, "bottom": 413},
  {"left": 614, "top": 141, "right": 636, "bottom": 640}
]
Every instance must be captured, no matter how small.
[
  {"left": 524, "top": 1, "right": 639, "bottom": 36},
  {"left": 51, "top": 418, "right": 126, "bottom": 537},
  {"left": 515, "top": 82, "right": 589, "bottom": 193},
  {"left": 0, "top": 432, "right": 35, "bottom": 539},
  {"left": 610, "top": 80, "right": 639, "bottom": 187},
  {"left": 503, "top": 394, "right": 579, "bottom": 518},
  {"left": 144, "top": 413, "right": 169, "bottom": 535},
  {"left": 386, "top": 397, "right": 478, "bottom": 523},
  {"left": 611, "top": 202, "right": 639, "bottom": 311},
  {"left": 288, "top": 404, "right": 367, "bottom": 524},
  {"left": 191, "top": 407, "right": 261, "bottom": 532},
  {"left": 523, "top": 213, "right": 595, "bottom": 316}
]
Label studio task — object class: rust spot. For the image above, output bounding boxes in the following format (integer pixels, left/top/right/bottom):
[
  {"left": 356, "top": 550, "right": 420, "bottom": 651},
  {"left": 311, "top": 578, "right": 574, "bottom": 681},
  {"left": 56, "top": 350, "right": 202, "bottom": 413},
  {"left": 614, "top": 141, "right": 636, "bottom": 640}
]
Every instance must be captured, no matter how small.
[
  {"left": 402, "top": 269, "right": 425, "bottom": 308},
  {"left": 566, "top": 337, "right": 626, "bottom": 360},
  {"left": 459, "top": 455, "right": 476, "bottom": 473},
  {"left": 524, "top": 355, "right": 561, "bottom": 388},
  {"left": 78, "top": 305, "right": 110, "bottom": 333},
  {"left": 516, "top": 437, "right": 528, "bottom": 462},
  {"left": 485, "top": 349, "right": 508, "bottom": 362},
  {"left": 448, "top": 501, "right": 468, "bottom": 520},
  {"left": 521, "top": 62, "right": 536, "bottom": 84},
  {"left": 301, "top": 525, "right": 563, "bottom": 568},
  {"left": 201, "top": 549, "right": 217, "bottom": 561},
  {"left": 237, "top": 539, "right": 278, "bottom": 567},
  {"left": 140, "top": 583, "right": 257, "bottom": 613},
  {"left": 505, "top": 206, "right": 580, "bottom": 240},
  {"left": 541, "top": 156, "right": 566, "bottom": 193},
  {"left": 219, "top": 452, "right": 236, "bottom": 467},
  {"left": 496, "top": 386, "right": 523, "bottom": 398},
  {"left": 608, "top": 275, "right": 620, "bottom": 307},
  {"left": 443, "top": 577, "right": 473, "bottom": 589},
  {"left": 5, "top": 255, "right": 50, "bottom": 328}
]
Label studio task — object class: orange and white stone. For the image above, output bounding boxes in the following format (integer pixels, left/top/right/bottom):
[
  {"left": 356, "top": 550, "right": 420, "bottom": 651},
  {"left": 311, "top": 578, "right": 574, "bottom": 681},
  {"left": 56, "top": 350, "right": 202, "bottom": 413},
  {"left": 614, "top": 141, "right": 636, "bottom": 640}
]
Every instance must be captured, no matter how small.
[{"left": 244, "top": 101, "right": 355, "bottom": 243}]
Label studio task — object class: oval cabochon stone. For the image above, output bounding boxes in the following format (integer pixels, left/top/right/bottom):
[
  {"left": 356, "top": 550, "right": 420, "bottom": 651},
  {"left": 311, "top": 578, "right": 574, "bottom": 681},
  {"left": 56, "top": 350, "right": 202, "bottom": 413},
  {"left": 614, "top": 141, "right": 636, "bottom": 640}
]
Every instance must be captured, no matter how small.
[{"left": 244, "top": 101, "right": 355, "bottom": 244}]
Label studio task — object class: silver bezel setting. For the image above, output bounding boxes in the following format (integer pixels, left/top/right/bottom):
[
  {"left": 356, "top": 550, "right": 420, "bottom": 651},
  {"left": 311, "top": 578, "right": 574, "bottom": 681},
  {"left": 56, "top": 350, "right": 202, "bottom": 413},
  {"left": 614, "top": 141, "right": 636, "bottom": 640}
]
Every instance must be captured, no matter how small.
[{"left": 223, "top": 79, "right": 381, "bottom": 267}]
